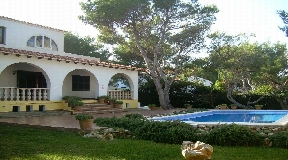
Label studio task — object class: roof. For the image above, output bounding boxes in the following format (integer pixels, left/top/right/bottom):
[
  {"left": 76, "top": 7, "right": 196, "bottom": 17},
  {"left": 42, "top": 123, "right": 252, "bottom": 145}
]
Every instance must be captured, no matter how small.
[
  {"left": 0, "top": 16, "right": 67, "bottom": 33},
  {"left": 0, "top": 47, "right": 142, "bottom": 71}
]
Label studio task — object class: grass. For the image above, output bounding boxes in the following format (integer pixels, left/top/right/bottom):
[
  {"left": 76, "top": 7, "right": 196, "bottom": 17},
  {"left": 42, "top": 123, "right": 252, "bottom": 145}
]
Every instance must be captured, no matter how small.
[{"left": 0, "top": 123, "right": 287, "bottom": 160}]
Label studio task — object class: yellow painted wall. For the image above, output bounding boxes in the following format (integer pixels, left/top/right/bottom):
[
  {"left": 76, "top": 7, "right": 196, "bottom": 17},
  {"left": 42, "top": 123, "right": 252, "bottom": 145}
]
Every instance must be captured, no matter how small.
[
  {"left": 0, "top": 101, "right": 71, "bottom": 112},
  {"left": 121, "top": 100, "right": 139, "bottom": 109},
  {"left": 0, "top": 99, "right": 139, "bottom": 112}
]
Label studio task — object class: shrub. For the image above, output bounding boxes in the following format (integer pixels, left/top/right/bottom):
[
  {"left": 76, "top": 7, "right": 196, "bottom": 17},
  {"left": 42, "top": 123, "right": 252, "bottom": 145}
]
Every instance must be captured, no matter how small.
[
  {"left": 94, "top": 116, "right": 146, "bottom": 133},
  {"left": 134, "top": 120, "right": 199, "bottom": 144},
  {"left": 75, "top": 114, "right": 94, "bottom": 121},
  {"left": 205, "top": 124, "right": 262, "bottom": 146},
  {"left": 114, "top": 100, "right": 123, "bottom": 104},
  {"left": 123, "top": 113, "right": 146, "bottom": 120},
  {"left": 62, "top": 96, "right": 83, "bottom": 106},
  {"left": 94, "top": 116, "right": 199, "bottom": 144},
  {"left": 269, "top": 130, "right": 288, "bottom": 149}
]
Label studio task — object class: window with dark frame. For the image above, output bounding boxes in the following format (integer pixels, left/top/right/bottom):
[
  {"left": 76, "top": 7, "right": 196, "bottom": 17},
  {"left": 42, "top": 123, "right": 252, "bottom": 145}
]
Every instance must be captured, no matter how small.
[
  {"left": 0, "top": 27, "right": 5, "bottom": 44},
  {"left": 72, "top": 75, "right": 90, "bottom": 91}
]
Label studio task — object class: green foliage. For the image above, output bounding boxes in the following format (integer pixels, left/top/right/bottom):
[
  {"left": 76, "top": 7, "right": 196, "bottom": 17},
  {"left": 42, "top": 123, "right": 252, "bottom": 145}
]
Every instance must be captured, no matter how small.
[
  {"left": 277, "top": 10, "right": 288, "bottom": 37},
  {"left": 205, "top": 32, "right": 288, "bottom": 109},
  {"left": 108, "top": 74, "right": 130, "bottom": 89},
  {"left": 134, "top": 120, "right": 199, "bottom": 144},
  {"left": 139, "top": 80, "right": 213, "bottom": 108},
  {"left": 98, "top": 95, "right": 110, "bottom": 99},
  {"left": 123, "top": 113, "right": 145, "bottom": 120},
  {"left": 269, "top": 130, "right": 288, "bottom": 149},
  {"left": 64, "top": 32, "right": 112, "bottom": 61},
  {"left": 70, "top": 99, "right": 84, "bottom": 106},
  {"left": 80, "top": 0, "right": 218, "bottom": 109},
  {"left": 205, "top": 124, "right": 262, "bottom": 146},
  {"left": 139, "top": 78, "right": 282, "bottom": 109},
  {"left": 0, "top": 123, "right": 185, "bottom": 160},
  {"left": 62, "top": 96, "right": 82, "bottom": 101},
  {"left": 94, "top": 116, "right": 146, "bottom": 134},
  {"left": 114, "top": 100, "right": 123, "bottom": 104},
  {"left": 184, "top": 104, "right": 191, "bottom": 107},
  {"left": 109, "top": 98, "right": 117, "bottom": 103},
  {"left": 62, "top": 96, "right": 83, "bottom": 106},
  {"left": 75, "top": 113, "right": 94, "bottom": 121},
  {"left": 213, "top": 80, "right": 226, "bottom": 91},
  {"left": 94, "top": 115, "right": 199, "bottom": 144},
  {"left": 148, "top": 104, "right": 156, "bottom": 107}
]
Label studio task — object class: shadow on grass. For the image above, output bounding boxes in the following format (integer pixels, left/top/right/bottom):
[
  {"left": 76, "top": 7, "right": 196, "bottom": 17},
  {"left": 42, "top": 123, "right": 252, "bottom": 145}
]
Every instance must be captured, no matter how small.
[
  {"left": 1, "top": 123, "right": 288, "bottom": 160},
  {"left": 0, "top": 123, "right": 181, "bottom": 160}
]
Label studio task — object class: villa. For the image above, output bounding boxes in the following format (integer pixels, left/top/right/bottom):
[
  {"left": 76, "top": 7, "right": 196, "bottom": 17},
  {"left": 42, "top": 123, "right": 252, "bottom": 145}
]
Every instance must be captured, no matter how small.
[{"left": 0, "top": 16, "right": 140, "bottom": 113}]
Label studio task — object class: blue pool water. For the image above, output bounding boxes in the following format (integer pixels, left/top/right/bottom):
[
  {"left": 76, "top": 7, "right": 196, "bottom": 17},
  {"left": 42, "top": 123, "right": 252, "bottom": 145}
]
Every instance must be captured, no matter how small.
[{"left": 152, "top": 110, "right": 288, "bottom": 123}]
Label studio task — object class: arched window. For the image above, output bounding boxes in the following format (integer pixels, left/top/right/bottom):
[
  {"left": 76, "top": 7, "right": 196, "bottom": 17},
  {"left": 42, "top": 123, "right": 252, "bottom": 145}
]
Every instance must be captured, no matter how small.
[{"left": 27, "top": 36, "right": 58, "bottom": 51}]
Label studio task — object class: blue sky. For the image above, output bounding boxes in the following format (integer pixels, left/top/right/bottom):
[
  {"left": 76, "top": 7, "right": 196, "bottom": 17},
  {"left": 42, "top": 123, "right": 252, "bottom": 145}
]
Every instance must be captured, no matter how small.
[{"left": 1, "top": 0, "right": 287, "bottom": 46}]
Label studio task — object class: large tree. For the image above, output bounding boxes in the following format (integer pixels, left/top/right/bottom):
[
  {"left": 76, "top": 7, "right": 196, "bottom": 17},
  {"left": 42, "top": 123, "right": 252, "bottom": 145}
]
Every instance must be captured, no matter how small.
[
  {"left": 207, "top": 32, "right": 288, "bottom": 109},
  {"left": 278, "top": 10, "right": 288, "bottom": 37},
  {"left": 207, "top": 32, "right": 261, "bottom": 108},
  {"left": 79, "top": 0, "right": 218, "bottom": 109},
  {"left": 64, "top": 32, "right": 112, "bottom": 61}
]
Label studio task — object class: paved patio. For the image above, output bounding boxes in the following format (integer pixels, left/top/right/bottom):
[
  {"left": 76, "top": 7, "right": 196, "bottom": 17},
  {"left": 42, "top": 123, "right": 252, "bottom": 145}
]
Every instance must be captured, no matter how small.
[{"left": 0, "top": 108, "right": 184, "bottom": 132}]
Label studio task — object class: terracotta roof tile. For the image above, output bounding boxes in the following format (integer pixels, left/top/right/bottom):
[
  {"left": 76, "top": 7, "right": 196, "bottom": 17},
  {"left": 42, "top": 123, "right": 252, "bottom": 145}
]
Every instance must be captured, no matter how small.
[{"left": 0, "top": 47, "right": 143, "bottom": 71}]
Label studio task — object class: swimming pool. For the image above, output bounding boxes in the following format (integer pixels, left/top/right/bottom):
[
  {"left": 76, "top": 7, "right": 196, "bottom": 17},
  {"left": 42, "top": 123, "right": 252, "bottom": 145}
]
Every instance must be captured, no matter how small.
[{"left": 151, "top": 110, "right": 288, "bottom": 126}]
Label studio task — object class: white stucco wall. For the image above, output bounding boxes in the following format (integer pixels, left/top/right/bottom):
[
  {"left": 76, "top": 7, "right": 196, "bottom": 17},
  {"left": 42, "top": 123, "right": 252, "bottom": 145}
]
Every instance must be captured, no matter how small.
[
  {"left": 62, "top": 69, "right": 97, "bottom": 98},
  {"left": 0, "top": 63, "right": 43, "bottom": 87},
  {"left": 0, "top": 17, "right": 138, "bottom": 101},
  {"left": 0, "top": 17, "right": 65, "bottom": 53},
  {"left": 0, "top": 53, "right": 139, "bottom": 101},
  {"left": 0, "top": 17, "right": 101, "bottom": 61}
]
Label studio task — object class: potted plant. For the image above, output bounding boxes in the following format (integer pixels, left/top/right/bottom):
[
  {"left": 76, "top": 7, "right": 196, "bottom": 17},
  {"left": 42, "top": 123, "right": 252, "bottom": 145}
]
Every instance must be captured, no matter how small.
[
  {"left": 108, "top": 98, "right": 117, "bottom": 105},
  {"left": 114, "top": 100, "right": 123, "bottom": 109},
  {"left": 148, "top": 104, "right": 156, "bottom": 110},
  {"left": 70, "top": 99, "right": 84, "bottom": 111},
  {"left": 98, "top": 95, "right": 110, "bottom": 103},
  {"left": 97, "top": 95, "right": 106, "bottom": 103},
  {"left": 220, "top": 104, "right": 228, "bottom": 110},
  {"left": 75, "top": 113, "right": 94, "bottom": 130},
  {"left": 184, "top": 104, "right": 192, "bottom": 109},
  {"left": 63, "top": 96, "right": 83, "bottom": 110},
  {"left": 255, "top": 104, "right": 263, "bottom": 110},
  {"left": 230, "top": 104, "right": 237, "bottom": 110}
]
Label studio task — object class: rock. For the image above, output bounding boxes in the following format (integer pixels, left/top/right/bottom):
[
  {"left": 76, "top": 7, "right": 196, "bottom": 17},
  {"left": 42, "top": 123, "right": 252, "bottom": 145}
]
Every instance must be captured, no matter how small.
[
  {"left": 181, "top": 141, "right": 213, "bottom": 160},
  {"left": 263, "top": 138, "right": 272, "bottom": 147},
  {"left": 198, "top": 125, "right": 206, "bottom": 129}
]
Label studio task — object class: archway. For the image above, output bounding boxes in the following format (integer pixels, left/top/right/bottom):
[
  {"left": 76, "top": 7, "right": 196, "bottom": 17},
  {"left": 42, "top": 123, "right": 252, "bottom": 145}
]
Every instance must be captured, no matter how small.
[
  {"left": 0, "top": 62, "right": 51, "bottom": 100},
  {"left": 62, "top": 69, "right": 98, "bottom": 99},
  {"left": 108, "top": 73, "right": 135, "bottom": 100}
]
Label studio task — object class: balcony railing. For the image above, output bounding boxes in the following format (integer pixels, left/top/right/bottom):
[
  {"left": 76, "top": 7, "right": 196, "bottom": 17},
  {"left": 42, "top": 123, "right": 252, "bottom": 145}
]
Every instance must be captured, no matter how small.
[
  {"left": 108, "top": 90, "right": 133, "bottom": 100},
  {"left": 0, "top": 87, "right": 49, "bottom": 101}
]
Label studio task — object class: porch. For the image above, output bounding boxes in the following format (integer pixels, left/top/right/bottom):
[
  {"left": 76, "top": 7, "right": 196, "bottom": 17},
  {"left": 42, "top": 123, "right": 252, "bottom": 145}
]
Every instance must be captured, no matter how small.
[
  {"left": 0, "top": 87, "right": 134, "bottom": 101},
  {"left": 0, "top": 87, "right": 137, "bottom": 112},
  {"left": 0, "top": 87, "right": 49, "bottom": 101}
]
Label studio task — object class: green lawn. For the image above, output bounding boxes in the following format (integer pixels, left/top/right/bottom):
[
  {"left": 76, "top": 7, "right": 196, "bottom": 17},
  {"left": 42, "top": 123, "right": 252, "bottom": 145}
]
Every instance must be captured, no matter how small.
[{"left": 0, "top": 123, "right": 287, "bottom": 160}]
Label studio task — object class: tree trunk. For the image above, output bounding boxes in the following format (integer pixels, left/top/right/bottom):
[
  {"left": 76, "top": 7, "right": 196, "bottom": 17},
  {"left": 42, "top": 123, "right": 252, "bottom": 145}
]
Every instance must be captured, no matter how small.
[
  {"left": 226, "top": 85, "right": 263, "bottom": 109},
  {"left": 275, "top": 97, "right": 288, "bottom": 110},
  {"left": 152, "top": 77, "right": 173, "bottom": 110}
]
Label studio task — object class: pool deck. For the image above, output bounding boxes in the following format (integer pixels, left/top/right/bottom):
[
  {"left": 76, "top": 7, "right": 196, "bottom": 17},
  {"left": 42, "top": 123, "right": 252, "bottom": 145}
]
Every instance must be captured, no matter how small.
[
  {"left": 1, "top": 109, "right": 288, "bottom": 133},
  {"left": 0, "top": 108, "right": 184, "bottom": 132}
]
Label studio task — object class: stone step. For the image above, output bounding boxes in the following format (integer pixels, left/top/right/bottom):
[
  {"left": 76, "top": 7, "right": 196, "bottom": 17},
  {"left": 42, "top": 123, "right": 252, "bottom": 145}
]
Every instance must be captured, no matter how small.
[
  {"left": 72, "top": 102, "right": 124, "bottom": 115},
  {"left": 83, "top": 103, "right": 112, "bottom": 107},
  {"left": 72, "top": 108, "right": 127, "bottom": 115}
]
